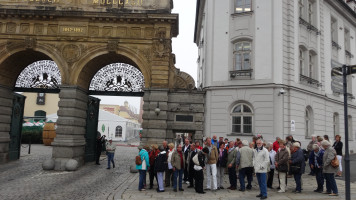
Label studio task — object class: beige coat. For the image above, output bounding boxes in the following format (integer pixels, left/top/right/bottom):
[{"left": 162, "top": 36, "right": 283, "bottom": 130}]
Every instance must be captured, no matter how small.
[
  {"left": 238, "top": 146, "right": 254, "bottom": 169},
  {"left": 207, "top": 145, "right": 218, "bottom": 164},
  {"left": 171, "top": 150, "right": 185, "bottom": 170}
]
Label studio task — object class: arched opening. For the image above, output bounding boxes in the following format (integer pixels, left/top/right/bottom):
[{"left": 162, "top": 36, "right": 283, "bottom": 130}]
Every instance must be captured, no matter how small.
[{"left": 0, "top": 50, "right": 62, "bottom": 162}]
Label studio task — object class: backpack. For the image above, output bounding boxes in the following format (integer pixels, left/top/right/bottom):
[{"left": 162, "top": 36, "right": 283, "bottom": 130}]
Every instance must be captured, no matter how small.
[
  {"left": 330, "top": 155, "right": 339, "bottom": 168},
  {"left": 135, "top": 155, "right": 142, "bottom": 165}
]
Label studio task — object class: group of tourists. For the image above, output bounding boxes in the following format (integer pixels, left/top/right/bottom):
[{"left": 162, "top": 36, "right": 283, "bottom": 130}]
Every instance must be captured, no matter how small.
[{"left": 134, "top": 134, "right": 343, "bottom": 199}]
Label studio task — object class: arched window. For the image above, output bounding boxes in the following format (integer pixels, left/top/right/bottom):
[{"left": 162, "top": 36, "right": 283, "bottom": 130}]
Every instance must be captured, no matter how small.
[
  {"left": 305, "top": 106, "right": 314, "bottom": 137},
  {"left": 115, "top": 126, "right": 122, "bottom": 138},
  {"left": 333, "top": 113, "right": 339, "bottom": 137},
  {"left": 231, "top": 103, "right": 253, "bottom": 134},
  {"left": 234, "top": 41, "right": 251, "bottom": 70}
]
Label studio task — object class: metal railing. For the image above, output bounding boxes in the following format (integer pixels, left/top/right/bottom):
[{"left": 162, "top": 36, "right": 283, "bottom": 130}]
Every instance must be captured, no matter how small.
[
  {"left": 299, "top": 17, "right": 320, "bottom": 35},
  {"left": 230, "top": 69, "right": 253, "bottom": 78},
  {"left": 299, "top": 74, "right": 322, "bottom": 87}
]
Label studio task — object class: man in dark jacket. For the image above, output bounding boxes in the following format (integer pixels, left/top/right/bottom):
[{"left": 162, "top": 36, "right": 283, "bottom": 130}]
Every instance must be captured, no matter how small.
[
  {"left": 187, "top": 143, "right": 198, "bottom": 188},
  {"left": 183, "top": 139, "right": 191, "bottom": 183},
  {"left": 217, "top": 143, "right": 228, "bottom": 189},
  {"left": 289, "top": 142, "right": 305, "bottom": 193},
  {"left": 155, "top": 146, "right": 167, "bottom": 192},
  {"left": 95, "top": 132, "right": 105, "bottom": 165},
  {"left": 309, "top": 144, "right": 324, "bottom": 193}
]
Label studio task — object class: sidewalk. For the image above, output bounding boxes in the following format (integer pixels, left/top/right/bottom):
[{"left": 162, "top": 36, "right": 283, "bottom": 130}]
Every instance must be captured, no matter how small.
[{"left": 120, "top": 172, "right": 356, "bottom": 200}]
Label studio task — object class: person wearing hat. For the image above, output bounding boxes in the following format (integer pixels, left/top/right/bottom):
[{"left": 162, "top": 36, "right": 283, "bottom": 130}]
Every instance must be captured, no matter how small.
[
  {"left": 309, "top": 143, "right": 324, "bottom": 193},
  {"left": 105, "top": 138, "right": 116, "bottom": 169},
  {"left": 289, "top": 141, "right": 305, "bottom": 193}
]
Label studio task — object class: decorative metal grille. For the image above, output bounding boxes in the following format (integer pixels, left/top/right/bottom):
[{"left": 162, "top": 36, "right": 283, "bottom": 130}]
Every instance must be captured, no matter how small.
[
  {"left": 89, "top": 63, "right": 144, "bottom": 92},
  {"left": 15, "top": 60, "right": 61, "bottom": 89}
]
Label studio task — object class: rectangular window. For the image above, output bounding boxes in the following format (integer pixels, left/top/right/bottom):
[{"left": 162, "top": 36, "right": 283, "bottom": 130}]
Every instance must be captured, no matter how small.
[
  {"left": 308, "top": 1, "right": 313, "bottom": 24},
  {"left": 299, "top": 0, "right": 304, "bottom": 18},
  {"left": 234, "top": 42, "right": 251, "bottom": 70},
  {"left": 331, "top": 17, "right": 337, "bottom": 43},
  {"left": 235, "top": 0, "right": 252, "bottom": 13},
  {"left": 176, "top": 115, "right": 194, "bottom": 122},
  {"left": 232, "top": 116, "right": 241, "bottom": 133}
]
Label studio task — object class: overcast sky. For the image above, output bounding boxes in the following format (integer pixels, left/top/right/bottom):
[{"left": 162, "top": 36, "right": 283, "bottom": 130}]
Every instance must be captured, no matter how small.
[{"left": 96, "top": 0, "right": 198, "bottom": 113}]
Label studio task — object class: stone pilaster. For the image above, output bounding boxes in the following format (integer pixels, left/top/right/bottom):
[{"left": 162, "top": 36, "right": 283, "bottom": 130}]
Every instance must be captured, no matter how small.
[
  {"left": 51, "top": 86, "right": 88, "bottom": 170},
  {"left": 0, "top": 85, "right": 13, "bottom": 163},
  {"left": 142, "top": 89, "right": 169, "bottom": 145}
]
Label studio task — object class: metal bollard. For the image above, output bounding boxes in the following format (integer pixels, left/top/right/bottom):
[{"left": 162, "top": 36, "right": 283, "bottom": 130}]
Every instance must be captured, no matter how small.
[{"left": 28, "top": 134, "right": 31, "bottom": 154}]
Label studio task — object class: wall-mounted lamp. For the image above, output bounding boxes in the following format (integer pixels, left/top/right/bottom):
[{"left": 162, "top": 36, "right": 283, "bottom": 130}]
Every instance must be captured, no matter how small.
[
  {"left": 278, "top": 88, "right": 286, "bottom": 96},
  {"left": 154, "top": 102, "right": 160, "bottom": 116}
]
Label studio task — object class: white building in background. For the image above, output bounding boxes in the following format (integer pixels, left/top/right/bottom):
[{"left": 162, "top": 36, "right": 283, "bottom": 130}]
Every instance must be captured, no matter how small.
[
  {"left": 47, "top": 110, "right": 141, "bottom": 141},
  {"left": 97, "top": 110, "right": 141, "bottom": 141},
  {"left": 194, "top": 0, "right": 356, "bottom": 151}
]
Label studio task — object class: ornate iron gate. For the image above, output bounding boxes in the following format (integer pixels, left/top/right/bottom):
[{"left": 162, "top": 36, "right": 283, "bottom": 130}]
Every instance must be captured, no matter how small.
[
  {"left": 84, "top": 96, "right": 100, "bottom": 162},
  {"left": 8, "top": 93, "right": 26, "bottom": 161}
]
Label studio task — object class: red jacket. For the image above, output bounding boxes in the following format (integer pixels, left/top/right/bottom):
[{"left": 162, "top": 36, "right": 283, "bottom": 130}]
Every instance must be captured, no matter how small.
[
  {"left": 149, "top": 150, "right": 160, "bottom": 166},
  {"left": 273, "top": 140, "right": 280, "bottom": 152}
]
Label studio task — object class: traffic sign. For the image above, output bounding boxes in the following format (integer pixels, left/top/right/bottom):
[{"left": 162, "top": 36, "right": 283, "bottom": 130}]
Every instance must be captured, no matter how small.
[{"left": 347, "top": 65, "right": 356, "bottom": 75}]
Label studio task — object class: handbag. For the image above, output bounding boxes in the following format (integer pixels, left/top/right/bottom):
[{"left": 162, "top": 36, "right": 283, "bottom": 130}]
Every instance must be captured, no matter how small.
[
  {"left": 277, "top": 164, "right": 288, "bottom": 172},
  {"left": 290, "top": 163, "right": 301, "bottom": 174},
  {"left": 331, "top": 155, "right": 339, "bottom": 168},
  {"left": 135, "top": 155, "right": 142, "bottom": 165}
]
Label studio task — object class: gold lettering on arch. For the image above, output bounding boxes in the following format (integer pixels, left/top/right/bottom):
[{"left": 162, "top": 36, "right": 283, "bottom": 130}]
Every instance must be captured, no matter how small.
[{"left": 93, "top": 0, "right": 143, "bottom": 6}]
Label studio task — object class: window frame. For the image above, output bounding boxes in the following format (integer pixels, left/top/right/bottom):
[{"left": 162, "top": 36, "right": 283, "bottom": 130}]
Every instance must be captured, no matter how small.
[
  {"left": 305, "top": 106, "right": 314, "bottom": 138},
  {"left": 235, "top": 0, "right": 252, "bottom": 14},
  {"left": 115, "top": 126, "right": 123, "bottom": 138},
  {"left": 233, "top": 41, "right": 252, "bottom": 71},
  {"left": 230, "top": 103, "right": 254, "bottom": 135}
]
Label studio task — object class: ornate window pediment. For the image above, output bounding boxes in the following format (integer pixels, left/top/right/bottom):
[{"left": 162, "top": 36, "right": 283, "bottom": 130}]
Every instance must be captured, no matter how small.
[
  {"left": 89, "top": 63, "right": 144, "bottom": 92},
  {"left": 15, "top": 60, "right": 61, "bottom": 89}
]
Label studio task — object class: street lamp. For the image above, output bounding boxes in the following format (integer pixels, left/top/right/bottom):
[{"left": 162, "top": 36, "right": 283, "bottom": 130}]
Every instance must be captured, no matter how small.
[{"left": 154, "top": 102, "right": 160, "bottom": 116}]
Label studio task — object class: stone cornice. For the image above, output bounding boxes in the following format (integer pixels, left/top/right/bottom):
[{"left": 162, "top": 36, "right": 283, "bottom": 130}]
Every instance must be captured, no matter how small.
[{"left": 325, "top": 0, "right": 356, "bottom": 26}]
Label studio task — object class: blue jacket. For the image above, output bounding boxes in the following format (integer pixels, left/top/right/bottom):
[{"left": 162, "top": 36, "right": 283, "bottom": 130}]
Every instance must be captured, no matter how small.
[
  {"left": 291, "top": 148, "right": 306, "bottom": 174},
  {"left": 309, "top": 149, "right": 324, "bottom": 169},
  {"left": 136, "top": 149, "right": 150, "bottom": 170}
]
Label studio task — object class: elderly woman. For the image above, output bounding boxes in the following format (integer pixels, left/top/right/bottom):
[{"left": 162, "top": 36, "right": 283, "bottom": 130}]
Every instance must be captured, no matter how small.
[
  {"left": 309, "top": 144, "right": 324, "bottom": 193},
  {"left": 149, "top": 144, "right": 160, "bottom": 189},
  {"left": 332, "top": 135, "right": 343, "bottom": 177},
  {"left": 322, "top": 140, "right": 338, "bottom": 196},
  {"left": 275, "top": 140, "right": 289, "bottom": 193},
  {"left": 165, "top": 143, "right": 175, "bottom": 187},
  {"left": 136, "top": 145, "right": 150, "bottom": 191},
  {"left": 289, "top": 142, "right": 305, "bottom": 193}
]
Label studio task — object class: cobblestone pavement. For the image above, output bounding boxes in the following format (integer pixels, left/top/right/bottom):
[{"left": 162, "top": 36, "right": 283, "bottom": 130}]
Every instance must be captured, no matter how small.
[
  {"left": 0, "top": 143, "right": 138, "bottom": 200},
  {"left": 123, "top": 170, "right": 356, "bottom": 200}
]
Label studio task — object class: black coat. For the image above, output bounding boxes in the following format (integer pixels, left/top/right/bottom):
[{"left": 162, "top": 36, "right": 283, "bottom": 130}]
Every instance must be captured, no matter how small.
[
  {"left": 333, "top": 141, "right": 343, "bottom": 156},
  {"left": 154, "top": 152, "right": 168, "bottom": 172},
  {"left": 183, "top": 144, "right": 191, "bottom": 160},
  {"left": 197, "top": 151, "right": 206, "bottom": 168},
  {"left": 217, "top": 148, "right": 228, "bottom": 167},
  {"left": 189, "top": 150, "right": 198, "bottom": 170}
]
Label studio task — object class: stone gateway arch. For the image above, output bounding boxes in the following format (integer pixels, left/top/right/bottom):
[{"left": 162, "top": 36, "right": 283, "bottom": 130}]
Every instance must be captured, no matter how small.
[{"left": 0, "top": 0, "right": 204, "bottom": 170}]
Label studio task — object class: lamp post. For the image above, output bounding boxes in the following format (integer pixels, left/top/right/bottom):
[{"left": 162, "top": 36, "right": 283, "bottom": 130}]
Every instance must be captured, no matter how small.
[{"left": 343, "top": 65, "right": 350, "bottom": 200}]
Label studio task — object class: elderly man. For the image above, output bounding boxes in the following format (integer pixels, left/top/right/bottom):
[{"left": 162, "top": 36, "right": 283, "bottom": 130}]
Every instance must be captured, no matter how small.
[
  {"left": 307, "top": 135, "right": 318, "bottom": 175},
  {"left": 289, "top": 142, "right": 305, "bottom": 193},
  {"left": 226, "top": 141, "right": 237, "bottom": 190},
  {"left": 205, "top": 137, "right": 218, "bottom": 191},
  {"left": 106, "top": 138, "right": 116, "bottom": 169},
  {"left": 322, "top": 140, "right": 338, "bottom": 196},
  {"left": 253, "top": 139, "right": 269, "bottom": 199},
  {"left": 211, "top": 135, "right": 219, "bottom": 148},
  {"left": 237, "top": 140, "right": 254, "bottom": 191},
  {"left": 187, "top": 143, "right": 198, "bottom": 188},
  {"left": 183, "top": 139, "right": 191, "bottom": 184}
]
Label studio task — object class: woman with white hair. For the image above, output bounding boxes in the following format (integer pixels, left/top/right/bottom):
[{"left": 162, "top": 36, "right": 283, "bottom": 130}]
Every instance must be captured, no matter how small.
[
  {"left": 322, "top": 140, "right": 338, "bottom": 196},
  {"left": 289, "top": 142, "right": 305, "bottom": 193},
  {"left": 309, "top": 144, "right": 324, "bottom": 193}
]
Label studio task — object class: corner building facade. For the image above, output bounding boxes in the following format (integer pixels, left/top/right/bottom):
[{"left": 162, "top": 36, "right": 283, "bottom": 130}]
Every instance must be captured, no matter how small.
[{"left": 195, "top": 0, "right": 356, "bottom": 152}]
